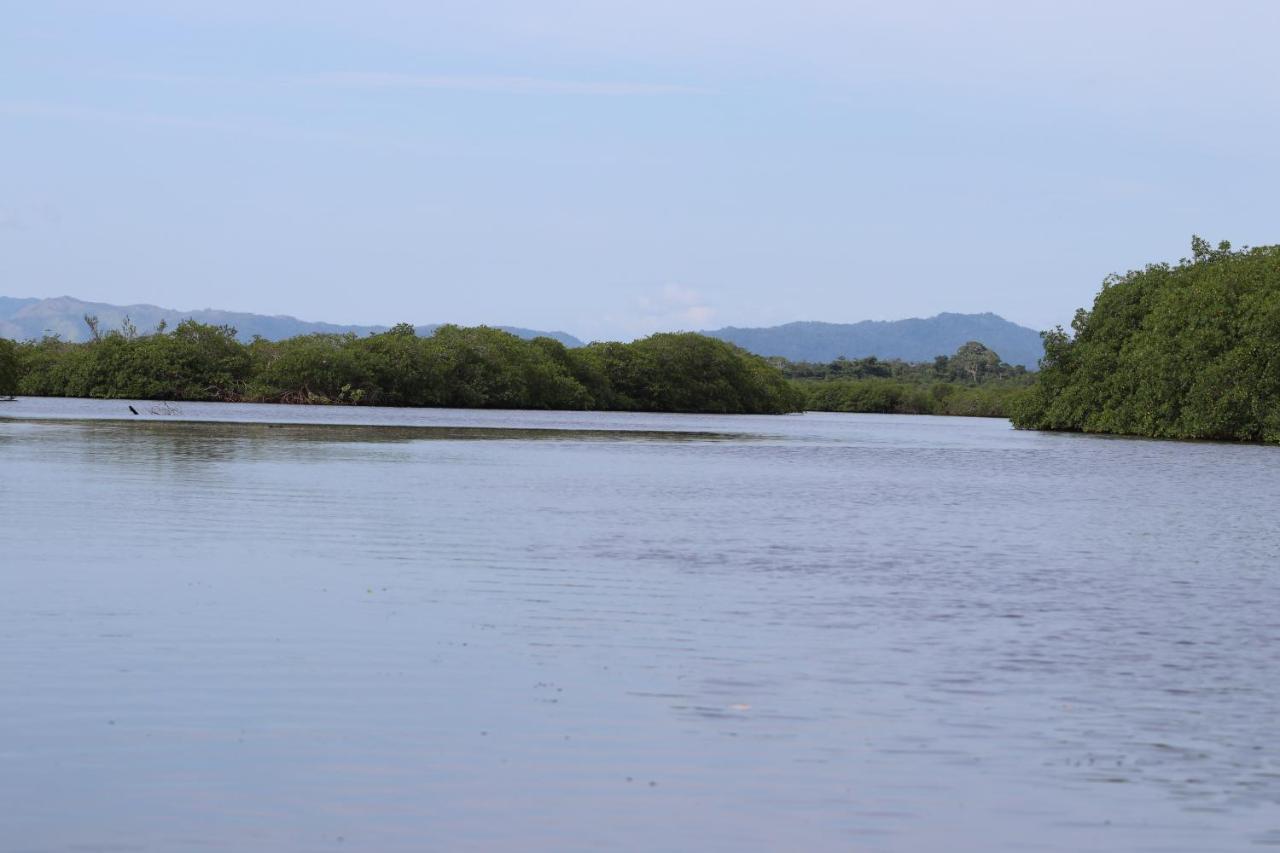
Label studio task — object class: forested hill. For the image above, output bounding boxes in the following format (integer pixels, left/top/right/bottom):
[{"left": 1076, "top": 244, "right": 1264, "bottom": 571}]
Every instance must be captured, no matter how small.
[
  {"left": 703, "top": 313, "right": 1044, "bottom": 369},
  {"left": 0, "top": 296, "right": 582, "bottom": 347}
]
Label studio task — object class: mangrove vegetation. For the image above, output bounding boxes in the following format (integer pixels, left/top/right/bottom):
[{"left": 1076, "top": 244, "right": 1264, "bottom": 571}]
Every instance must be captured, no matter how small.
[
  {"left": 0, "top": 337, "right": 18, "bottom": 398},
  {"left": 1, "top": 316, "right": 1037, "bottom": 419},
  {"left": 6, "top": 320, "right": 804, "bottom": 414},
  {"left": 777, "top": 342, "right": 1034, "bottom": 417},
  {"left": 1011, "top": 237, "right": 1280, "bottom": 442}
]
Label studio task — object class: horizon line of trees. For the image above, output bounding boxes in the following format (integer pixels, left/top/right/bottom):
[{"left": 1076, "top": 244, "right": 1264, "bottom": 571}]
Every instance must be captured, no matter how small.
[
  {"left": 777, "top": 341, "right": 1034, "bottom": 418},
  {"left": 0, "top": 320, "right": 1039, "bottom": 419},
  {"left": 0, "top": 319, "right": 804, "bottom": 415},
  {"left": 771, "top": 341, "right": 1030, "bottom": 384}
]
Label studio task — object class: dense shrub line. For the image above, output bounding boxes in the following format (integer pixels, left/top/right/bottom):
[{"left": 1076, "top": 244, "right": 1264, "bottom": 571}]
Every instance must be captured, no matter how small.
[
  {"left": 0, "top": 322, "right": 804, "bottom": 415},
  {"left": 781, "top": 341, "right": 1033, "bottom": 418},
  {"left": 1011, "top": 238, "right": 1280, "bottom": 442},
  {"left": 796, "top": 379, "right": 1026, "bottom": 417}
]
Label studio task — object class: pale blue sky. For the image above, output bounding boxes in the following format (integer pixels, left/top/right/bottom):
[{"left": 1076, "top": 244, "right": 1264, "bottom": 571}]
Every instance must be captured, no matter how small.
[{"left": 3, "top": 1, "right": 1278, "bottom": 341}]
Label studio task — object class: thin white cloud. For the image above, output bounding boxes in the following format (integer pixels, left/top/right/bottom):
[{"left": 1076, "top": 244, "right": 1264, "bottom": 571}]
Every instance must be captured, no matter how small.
[
  {"left": 0, "top": 100, "right": 241, "bottom": 132},
  {"left": 0, "top": 100, "right": 437, "bottom": 153},
  {"left": 295, "top": 71, "right": 715, "bottom": 97},
  {"left": 602, "top": 283, "right": 717, "bottom": 339}
]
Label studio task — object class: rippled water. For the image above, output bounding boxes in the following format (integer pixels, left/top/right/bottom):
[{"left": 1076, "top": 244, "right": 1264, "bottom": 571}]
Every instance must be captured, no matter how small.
[{"left": 2, "top": 397, "right": 1278, "bottom": 851}]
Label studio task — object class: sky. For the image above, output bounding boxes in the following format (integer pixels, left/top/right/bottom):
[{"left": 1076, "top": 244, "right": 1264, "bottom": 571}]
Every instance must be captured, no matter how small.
[{"left": 3, "top": 1, "right": 1279, "bottom": 342}]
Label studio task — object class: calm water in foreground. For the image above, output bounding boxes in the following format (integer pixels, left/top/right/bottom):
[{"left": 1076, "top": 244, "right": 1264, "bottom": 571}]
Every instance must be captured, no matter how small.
[{"left": 2, "top": 397, "right": 1278, "bottom": 852}]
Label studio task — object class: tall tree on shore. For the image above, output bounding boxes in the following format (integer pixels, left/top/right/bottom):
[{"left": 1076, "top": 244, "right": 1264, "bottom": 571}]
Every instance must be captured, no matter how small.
[{"left": 0, "top": 338, "right": 18, "bottom": 396}]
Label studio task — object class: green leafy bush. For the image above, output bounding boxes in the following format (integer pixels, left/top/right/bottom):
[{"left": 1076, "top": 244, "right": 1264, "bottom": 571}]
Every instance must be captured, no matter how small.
[
  {"left": 788, "top": 342, "right": 1033, "bottom": 418},
  {"left": 9, "top": 322, "right": 802, "bottom": 415},
  {"left": 0, "top": 338, "right": 18, "bottom": 396},
  {"left": 1012, "top": 237, "right": 1280, "bottom": 442}
]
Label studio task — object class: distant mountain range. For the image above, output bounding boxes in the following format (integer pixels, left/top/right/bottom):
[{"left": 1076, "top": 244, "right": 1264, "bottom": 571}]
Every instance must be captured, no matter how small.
[
  {"left": 0, "top": 296, "right": 1045, "bottom": 368},
  {"left": 704, "top": 313, "right": 1044, "bottom": 369},
  {"left": 0, "top": 296, "right": 583, "bottom": 348}
]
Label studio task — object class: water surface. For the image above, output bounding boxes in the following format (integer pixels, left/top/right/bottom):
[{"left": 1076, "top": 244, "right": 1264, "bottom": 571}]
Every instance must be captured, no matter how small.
[{"left": 2, "top": 397, "right": 1278, "bottom": 851}]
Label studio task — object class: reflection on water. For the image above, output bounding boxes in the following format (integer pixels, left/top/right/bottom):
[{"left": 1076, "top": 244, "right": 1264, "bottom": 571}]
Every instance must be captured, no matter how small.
[
  {"left": 1, "top": 397, "right": 1279, "bottom": 852},
  {"left": 4, "top": 418, "right": 746, "bottom": 467}
]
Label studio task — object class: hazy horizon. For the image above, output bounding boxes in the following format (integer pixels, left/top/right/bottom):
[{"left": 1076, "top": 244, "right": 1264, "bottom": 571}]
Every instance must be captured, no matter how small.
[{"left": 4, "top": 2, "right": 1279, "bottom": 341}]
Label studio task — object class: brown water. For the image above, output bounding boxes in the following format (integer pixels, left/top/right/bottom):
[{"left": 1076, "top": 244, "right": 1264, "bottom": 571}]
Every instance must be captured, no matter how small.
[{"left": 2, "top": 397, "right": 1279, "bottom": 851}]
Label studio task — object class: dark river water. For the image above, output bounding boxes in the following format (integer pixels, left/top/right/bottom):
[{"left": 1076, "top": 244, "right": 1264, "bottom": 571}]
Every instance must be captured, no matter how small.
[{"left": 2, "top": 397, "right": 1278, "bottom": 851}]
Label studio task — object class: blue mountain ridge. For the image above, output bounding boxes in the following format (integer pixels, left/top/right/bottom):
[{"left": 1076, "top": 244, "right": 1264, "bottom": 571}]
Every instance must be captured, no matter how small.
[{"left": 702, "top": 313, "right": 1044, "bottom": 369}]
